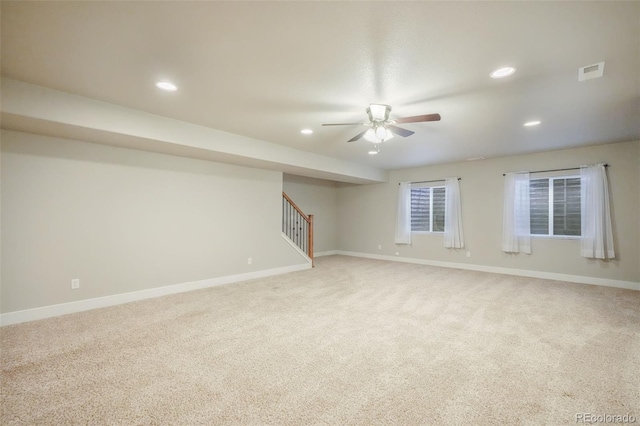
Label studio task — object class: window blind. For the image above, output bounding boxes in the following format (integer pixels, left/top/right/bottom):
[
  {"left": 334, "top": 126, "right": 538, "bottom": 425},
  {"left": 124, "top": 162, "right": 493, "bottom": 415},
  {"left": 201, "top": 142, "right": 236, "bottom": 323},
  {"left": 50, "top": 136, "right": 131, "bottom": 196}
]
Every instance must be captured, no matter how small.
[
  {"left": 530, "top": 179, "right": 549, "bottom": 235},
  {"left": 432, "top": 187, "right": 446, "bottom": 232},
  {"left": 411, "top": 186, "right": 446, "bottom": 232},
  {"left": 553, "top": 177, "right": 581, "bottom": 236},
  {"left": 529, "top": 177, "right": 581, "bottom": 236},
  {"left": 411, "top": 188, "right": 430, "bottom": 232}
]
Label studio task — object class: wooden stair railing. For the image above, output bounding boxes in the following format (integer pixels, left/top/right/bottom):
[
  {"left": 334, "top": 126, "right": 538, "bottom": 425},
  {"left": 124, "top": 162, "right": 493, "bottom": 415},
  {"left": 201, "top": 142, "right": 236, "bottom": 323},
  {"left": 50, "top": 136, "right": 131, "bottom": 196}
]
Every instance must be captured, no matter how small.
[{"left": 282, "top": 192, "right": 314, "bottom": 266}]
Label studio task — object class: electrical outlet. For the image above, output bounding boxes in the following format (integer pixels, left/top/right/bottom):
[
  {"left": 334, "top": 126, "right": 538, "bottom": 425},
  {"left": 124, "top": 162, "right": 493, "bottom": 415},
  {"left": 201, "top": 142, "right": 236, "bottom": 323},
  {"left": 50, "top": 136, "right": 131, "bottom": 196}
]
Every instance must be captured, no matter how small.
[
  {"left": 378, "top": 244, "right": 382, "bottom": 250},
  {"left": 71, "top": 279, "right": 80, "bottom": 289},
  {"left": 395, "top": 252, "right": 400, "bottom": 256},
  {"left": 247, "top": 257, "right": 252, "bottom": 265},
  {"left": 466, "top": 251, "right": 471, "bottom": 258}
]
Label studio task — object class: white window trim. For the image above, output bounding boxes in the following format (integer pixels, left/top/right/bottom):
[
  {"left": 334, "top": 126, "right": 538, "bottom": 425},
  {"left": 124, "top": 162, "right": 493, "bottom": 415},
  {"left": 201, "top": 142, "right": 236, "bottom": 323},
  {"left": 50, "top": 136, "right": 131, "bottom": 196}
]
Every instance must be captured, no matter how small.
[{"left": 529, "top": 174, "right": 580, "bottom": 238}]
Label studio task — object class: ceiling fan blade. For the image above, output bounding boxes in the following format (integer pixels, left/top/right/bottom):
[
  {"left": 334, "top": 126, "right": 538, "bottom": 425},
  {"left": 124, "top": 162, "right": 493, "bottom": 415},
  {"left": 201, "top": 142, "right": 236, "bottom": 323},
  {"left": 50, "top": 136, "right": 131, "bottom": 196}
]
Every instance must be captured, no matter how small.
[
  {"left": 347, "top": 129, "right": 368, "bottom": 142},
  {"left": 394, "top": 113, "right": 441, "bottom": 124},
  {"left": 322, "top": 123, "right": 366, "bottom": 126},
  {"left": 388, "top": 125, "right": 415, "bottom": 137}
]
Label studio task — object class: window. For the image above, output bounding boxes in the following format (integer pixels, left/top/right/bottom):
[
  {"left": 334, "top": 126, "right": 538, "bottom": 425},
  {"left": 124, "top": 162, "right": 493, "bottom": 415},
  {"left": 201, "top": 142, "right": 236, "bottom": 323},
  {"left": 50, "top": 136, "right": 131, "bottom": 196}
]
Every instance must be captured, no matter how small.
[
  {"left": 411, "top": 186, "right": 445, "bottom": 232},
  {"left": 529, "top": 177, "right": 581, "bottom": 236}
]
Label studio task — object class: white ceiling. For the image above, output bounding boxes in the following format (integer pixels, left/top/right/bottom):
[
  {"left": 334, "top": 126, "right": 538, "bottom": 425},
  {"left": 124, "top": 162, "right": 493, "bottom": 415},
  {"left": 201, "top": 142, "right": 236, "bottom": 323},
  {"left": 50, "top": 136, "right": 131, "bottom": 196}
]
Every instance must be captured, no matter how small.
[{"left": 1, "top": 1, "right": 639, "bottom": 171}]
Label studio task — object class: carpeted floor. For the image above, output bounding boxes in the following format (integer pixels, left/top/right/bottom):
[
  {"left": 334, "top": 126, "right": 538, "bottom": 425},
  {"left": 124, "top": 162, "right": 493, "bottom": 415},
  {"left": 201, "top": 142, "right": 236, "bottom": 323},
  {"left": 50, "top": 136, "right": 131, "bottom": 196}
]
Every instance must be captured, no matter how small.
[{"left": 1, "top": 255, "right": 639, "bottom": 425}]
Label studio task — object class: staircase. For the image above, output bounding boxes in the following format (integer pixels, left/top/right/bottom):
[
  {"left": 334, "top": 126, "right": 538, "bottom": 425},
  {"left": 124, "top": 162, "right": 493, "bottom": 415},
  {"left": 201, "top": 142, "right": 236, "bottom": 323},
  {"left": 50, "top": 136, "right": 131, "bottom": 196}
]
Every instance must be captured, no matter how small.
[{"left": 282, "top": 192, "right": 314, "bottom": 266}]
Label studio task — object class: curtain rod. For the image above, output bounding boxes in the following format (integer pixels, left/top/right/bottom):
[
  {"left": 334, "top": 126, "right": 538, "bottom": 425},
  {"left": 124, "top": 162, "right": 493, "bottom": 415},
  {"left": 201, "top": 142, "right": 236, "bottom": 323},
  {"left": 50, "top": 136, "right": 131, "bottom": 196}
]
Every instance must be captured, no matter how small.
[
  {"left": 399, "top": 177, "right": 461, "bottom": 185},
  {"left": 502, "top": 164, "right": 609, "bottom": 176}
]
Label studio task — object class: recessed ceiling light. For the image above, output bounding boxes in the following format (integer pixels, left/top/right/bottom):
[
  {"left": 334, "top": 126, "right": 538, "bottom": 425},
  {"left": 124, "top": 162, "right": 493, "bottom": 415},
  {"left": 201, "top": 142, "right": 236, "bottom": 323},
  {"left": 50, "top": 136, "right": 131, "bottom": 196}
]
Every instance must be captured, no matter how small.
[
  {"left": 300, "top": 129, "right": 313, "bottom": 135},
  {"left": 524, "top": 120, "right": 541, "bottom": 127},
  {"left": 156, "top": 81, "right": 177, "bottom": 91},
  {"left": 490, "top": 67, "right": 516, "bottom": 79}
]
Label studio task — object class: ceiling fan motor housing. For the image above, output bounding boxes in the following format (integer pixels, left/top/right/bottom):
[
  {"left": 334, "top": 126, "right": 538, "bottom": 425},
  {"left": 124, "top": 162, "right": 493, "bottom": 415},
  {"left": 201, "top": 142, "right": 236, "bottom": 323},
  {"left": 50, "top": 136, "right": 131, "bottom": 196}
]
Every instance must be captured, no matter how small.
[{"left": 367, "top": 104, "right": 391, "bottom": 123}]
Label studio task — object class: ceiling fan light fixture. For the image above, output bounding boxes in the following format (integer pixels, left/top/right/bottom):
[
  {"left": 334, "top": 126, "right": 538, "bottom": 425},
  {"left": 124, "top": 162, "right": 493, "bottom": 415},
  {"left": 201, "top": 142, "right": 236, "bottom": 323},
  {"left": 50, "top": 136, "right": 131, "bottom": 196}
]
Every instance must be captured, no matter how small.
[
  {"left": 363, "top": 128, "right": 376, "bottom": 142},
  {"left": 363, "top": 127, "right": 394, "bottom": 143},
  {"left": 322, "top": 103, "right": 438, "bottom": 143}
]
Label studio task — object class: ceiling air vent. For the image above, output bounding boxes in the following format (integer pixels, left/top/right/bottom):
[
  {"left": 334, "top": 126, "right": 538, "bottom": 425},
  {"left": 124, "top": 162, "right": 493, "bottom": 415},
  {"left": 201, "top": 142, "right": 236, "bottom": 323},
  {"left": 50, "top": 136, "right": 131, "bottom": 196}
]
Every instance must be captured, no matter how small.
[{"left": 578, "top": 62, "right": 605, "bottom": 82}]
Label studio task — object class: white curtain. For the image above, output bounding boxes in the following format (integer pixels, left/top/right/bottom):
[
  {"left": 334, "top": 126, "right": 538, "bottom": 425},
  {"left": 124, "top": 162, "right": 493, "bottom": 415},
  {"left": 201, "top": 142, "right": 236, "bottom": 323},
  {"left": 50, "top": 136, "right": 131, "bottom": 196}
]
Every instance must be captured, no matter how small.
[
  {"left": 395, "top": 182, "right": 411, "bottom": 244},
  {"left": 502, "top": 172, "right": 531, "bottom": 253},
  {"left": 444, "top": 178, "right": 464, "bottom": 248},
  {"left": 580, "top": 164, "right": 615, "bottom": 259}
]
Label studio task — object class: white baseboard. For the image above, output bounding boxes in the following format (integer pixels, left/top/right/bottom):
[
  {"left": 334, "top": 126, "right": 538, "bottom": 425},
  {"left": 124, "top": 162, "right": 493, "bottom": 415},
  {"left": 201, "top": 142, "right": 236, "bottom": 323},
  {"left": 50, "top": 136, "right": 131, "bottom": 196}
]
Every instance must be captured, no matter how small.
[
  {"left": 0, "top": 263, "right": 311, "bottom": 326},
  {"left": 5, "top": 251, "right": 635, "bottom": 326},
  {"left": 335, "top": 250, "right": 640, "bottom": 291}
]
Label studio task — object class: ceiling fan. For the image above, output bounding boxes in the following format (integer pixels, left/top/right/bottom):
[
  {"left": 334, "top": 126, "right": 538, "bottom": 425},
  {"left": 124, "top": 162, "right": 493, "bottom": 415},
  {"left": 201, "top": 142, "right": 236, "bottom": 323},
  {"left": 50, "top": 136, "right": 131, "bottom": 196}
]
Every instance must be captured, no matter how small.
[{"left": 322, "top": 104, "right": 441, "bottom": 145}]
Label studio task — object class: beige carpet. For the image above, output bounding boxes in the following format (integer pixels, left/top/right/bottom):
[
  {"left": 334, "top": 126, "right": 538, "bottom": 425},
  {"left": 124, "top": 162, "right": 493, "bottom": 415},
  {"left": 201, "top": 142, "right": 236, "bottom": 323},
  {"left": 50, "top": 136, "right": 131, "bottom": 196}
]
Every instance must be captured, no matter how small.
[{"left": 2, "top": 255, "right": 639, "bottom": 425}]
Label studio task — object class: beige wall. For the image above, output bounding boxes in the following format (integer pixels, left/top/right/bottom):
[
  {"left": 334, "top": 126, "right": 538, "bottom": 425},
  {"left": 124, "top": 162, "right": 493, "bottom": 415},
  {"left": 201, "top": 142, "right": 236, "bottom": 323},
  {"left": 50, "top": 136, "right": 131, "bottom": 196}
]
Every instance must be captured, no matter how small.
[
  {"left": 283, "top": 174, "right": 338, "bottom": 254},
  {"left": 338, "top": 141, "right": 640, "bottom": 283},
  {"left": 2, "top": 131, "right": 638, "bottom": 316},
  {"left": 1, "top": 130, "right": 306, "bottom": 313}
]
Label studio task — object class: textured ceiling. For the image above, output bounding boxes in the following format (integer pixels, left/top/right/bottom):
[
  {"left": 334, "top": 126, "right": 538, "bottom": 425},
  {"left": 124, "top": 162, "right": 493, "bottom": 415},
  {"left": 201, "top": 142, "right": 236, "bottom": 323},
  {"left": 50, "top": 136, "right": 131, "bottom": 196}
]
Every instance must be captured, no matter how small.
[{"left": 1, "top": 1, "right": 639, "bottom": 170}]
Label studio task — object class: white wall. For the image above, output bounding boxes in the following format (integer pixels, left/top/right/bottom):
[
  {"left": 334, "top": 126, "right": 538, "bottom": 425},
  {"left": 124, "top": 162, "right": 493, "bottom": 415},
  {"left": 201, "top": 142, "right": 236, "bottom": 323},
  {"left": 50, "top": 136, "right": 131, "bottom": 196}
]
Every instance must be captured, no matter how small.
[
  {"left": 1, "top": 130, "right": 307, "bottom": 314},
  {"left": 283, "top": 174, "right": 339, "bottom": 254},
  {"left": 337, "top": 141, "right": 640, "bottom": 284}
]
